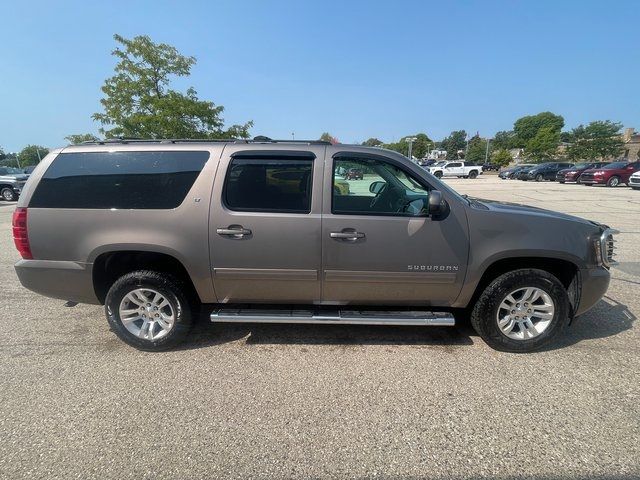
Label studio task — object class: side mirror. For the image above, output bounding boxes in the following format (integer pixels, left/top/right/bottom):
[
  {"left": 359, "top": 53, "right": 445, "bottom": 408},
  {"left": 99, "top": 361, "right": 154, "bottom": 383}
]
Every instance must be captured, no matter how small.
[
  {"left": 428, "top": 190, "right": 443, "bottom": 216},
  {"left": 369, "top": 181, "right": 385, "bottom": 195}
]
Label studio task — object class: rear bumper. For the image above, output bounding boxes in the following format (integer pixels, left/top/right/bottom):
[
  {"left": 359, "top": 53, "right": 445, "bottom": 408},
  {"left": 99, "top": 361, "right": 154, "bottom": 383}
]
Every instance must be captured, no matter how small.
[
  {"left": 576, "top": 266, "right": 610, "bottom": 316},
  {"left": 14, "top": 259, "right": 100, "bottom": 304}
]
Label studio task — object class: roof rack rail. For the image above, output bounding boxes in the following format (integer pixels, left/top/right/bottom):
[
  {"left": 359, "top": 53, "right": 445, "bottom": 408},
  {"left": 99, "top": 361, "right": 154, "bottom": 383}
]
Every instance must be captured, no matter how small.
[{"left": 76, "top": 136, "right": 332, "bottom": 146}]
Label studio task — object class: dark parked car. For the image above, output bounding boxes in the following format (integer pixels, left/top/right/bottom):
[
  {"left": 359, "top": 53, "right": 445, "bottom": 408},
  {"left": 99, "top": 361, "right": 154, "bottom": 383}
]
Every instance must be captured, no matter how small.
[
  {"left": 344, "top": 168, "right": 364, "bottom": 180},
  {"left": 556, "top": 162, "right": 609, "bottom": 183},
  {"left": 499, "top": 164, "right": 534, "bottom": 180},
  {"left": 580, "top": 161, "right": 640, "bottom": 187},
  {"left": 482, "top": 163, "right": 500, "bottom": 172},
  {"left": 519, "top": 163, "right": 574, "bottom": 181}
]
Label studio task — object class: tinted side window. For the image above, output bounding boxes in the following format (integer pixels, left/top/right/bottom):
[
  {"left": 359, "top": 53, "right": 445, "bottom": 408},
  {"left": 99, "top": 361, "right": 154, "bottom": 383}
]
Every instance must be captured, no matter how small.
[
  {"left": 224, "top": 158, "right": 313, "bottom": 213},
  {"left": 29, "top": 151, "right": 209, "bottom": 209}
]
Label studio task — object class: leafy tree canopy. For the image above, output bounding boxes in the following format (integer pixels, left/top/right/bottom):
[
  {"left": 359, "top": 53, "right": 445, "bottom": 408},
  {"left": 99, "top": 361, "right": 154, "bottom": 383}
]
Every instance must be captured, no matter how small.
[
  {"left": 383, "top": 133, "right": 432, "bottom": 159},
  {"left": 17, "top": 145, "right": 49, "bottom": 166},
  {"left": 514, "top": 112, "right": 564, "bottom": 146},
  {"left": 0, "top": 146, "right": 5, "bottom": 161},
  {"left": 465, "top": 134, "right": 492, "bottom": 164},
  {"left": 362, "top": 137, "right": 383, "bottom": 147},
  {"left": 65, "top": 133, "right": 100, "bottom": 145},
  {"left": 319, "top": 132, "right": 339, "bottom": 144},
  {"left": 492, "top": 130, "right": 518, "bottom": 150},
  {"left": 525, "top": 126, "right": 560, "bottom": 162},
  {"left": 491, "top": 148, "right": 513, "bottom": 167},
  {"left": 93, "top": 34, "right": 252, "bottom": 139},
  {"left": 439, "top": 130, "right": 467, "bottom": 159},
  {"left": 565, "top": 120, "right": 624, "bottom": 160}
]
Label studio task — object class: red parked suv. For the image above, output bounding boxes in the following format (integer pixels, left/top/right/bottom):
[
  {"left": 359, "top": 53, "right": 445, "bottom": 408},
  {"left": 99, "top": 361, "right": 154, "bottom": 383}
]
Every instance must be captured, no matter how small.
[{"left": 580, "top": 161, "right": 640, "bottom": 187}]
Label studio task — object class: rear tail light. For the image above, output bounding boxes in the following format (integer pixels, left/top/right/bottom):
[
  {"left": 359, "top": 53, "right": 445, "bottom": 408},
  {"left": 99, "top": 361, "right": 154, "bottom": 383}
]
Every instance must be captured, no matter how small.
[{"left": 12, "top": 207, "right": 33, "bottom": 259}]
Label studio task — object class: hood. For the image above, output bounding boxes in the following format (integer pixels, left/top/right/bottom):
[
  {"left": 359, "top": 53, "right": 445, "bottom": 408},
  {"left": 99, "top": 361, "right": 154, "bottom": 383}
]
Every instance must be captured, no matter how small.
[{"left": 470, "top": 197, "right": 598, "bottom": 227}]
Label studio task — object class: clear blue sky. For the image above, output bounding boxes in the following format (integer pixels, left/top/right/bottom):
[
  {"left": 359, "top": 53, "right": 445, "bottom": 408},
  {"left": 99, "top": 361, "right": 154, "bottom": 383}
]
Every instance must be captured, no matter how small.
[{"left": 1, "top": 0, "right": 638, "bottom": 152}]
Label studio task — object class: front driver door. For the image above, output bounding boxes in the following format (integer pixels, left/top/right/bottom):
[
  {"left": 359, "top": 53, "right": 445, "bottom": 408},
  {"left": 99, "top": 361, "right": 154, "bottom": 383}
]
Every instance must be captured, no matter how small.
[{"left": 321, "top": 151, "right": 469, "bottom": 306}]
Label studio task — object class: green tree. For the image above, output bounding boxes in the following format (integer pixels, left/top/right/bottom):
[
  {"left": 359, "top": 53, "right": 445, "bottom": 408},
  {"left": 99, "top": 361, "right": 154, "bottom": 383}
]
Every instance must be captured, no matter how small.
[
  {"left": 514, "top": 112, "right": 564, "bottom": 146},
  {"left": 465, "top": 135, "right": 491, "bottom": 164},
  {"left": 319, "top": 132, "right": 339, "bottom": 144},
  {"left": 491, "top": 148, "right": 513, "bottom": 167},
  {"left": 65, "top": 133, "right": 100, "bottom": 144},
  {"left": 440, "top": 130, "right": 467, "bottom": 159},
  {"left": 525, "top": 126, "right": 560, "bottom": 161},
  {"left": 492, "top": 130, "right": 517, "bottom": 150},
  {"left": 362, "top": 137, "right": 383, "bottom": 147},
  {"left": 93, "top": 34, "right": 252, "bottom": 139},
  {"left": 17, "top": 145, "right": 49, "bottom": 166},
  {"left": 0, "top": 146, "right": 5, "bottom": 162},
  {"left": 565, "top": 120, "right": 624, "bottom": 160}
]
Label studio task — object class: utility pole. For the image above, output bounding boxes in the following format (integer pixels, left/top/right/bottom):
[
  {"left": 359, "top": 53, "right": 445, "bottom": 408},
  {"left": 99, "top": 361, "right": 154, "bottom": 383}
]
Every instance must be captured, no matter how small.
[
  {"left": 404, "top": 137, "right": 417, "bottom": 162},
  {"left": 484, "top": 138, "right": 491, "bottom": 164},
  {"left": 291, "top": 132, "right": 295, "bottom": 140},
  {"left": 36, "top": 148, "right": 42, "bottom": 163}
]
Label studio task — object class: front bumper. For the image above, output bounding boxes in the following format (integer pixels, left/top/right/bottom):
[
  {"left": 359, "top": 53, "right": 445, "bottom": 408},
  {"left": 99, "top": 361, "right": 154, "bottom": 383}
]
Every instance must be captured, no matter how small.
[
  {"left": 14, "top": 259, "right": 100, "bottom": 304},
  {"left": 575, "top": 266, "right": 611, "bottom": 316},
  {"left": 579, "top": 177, "right": 605, "bottom": 185}
]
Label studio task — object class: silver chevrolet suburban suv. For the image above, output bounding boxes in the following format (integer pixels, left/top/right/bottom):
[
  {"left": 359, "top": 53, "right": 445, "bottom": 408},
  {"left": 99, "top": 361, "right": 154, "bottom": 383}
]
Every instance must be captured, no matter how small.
[{"left": 13, "top": 139, "right": 616, "bottom": 352}]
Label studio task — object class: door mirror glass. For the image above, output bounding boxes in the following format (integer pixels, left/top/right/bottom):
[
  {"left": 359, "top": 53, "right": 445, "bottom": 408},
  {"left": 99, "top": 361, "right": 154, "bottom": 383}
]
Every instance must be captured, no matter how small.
[{"left": 369, "top": 180, "right": 385, "bottom": 195}]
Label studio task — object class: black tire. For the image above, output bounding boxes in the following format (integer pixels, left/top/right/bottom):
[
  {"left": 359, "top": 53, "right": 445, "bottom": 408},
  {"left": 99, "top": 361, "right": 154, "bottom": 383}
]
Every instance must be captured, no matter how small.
[
  {"left": 469, "top": 170, "right": 478, "bottom": 179},
  {"left": 606, "top": 176, "right": 620, "bottom": 187},
  {"left": 470, "top": 269, "right": 570, "bottom": 353},
  {"left": 558, "top": 181, "right": 565, "bottom": 184},
  {"left": 434, "top": 171, "right": 443, "bottom": 179},
  {"left": 535, "top": 174, "right": 544, "bottom": 182},
  {"left": 105, "top": 270, "right": 193, "bottom": 351},
  {"left": 583, "top": 183, "right": 593, "bottom": 186},
  {"left": 1, "top": 187, "right": 16, "bottom": 201}
]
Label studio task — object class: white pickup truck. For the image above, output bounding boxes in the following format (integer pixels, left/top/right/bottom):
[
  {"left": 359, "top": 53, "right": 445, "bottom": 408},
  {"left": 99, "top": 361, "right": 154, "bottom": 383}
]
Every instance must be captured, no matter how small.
[{"left": 427, "top": 161, "right": 482, "bottom": 179}]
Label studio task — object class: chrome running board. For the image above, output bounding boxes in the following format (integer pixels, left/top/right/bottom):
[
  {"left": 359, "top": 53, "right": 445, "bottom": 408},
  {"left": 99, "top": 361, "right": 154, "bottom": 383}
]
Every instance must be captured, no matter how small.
[{"left": 210, "top": 308, "right": 455, "bottom": 326}]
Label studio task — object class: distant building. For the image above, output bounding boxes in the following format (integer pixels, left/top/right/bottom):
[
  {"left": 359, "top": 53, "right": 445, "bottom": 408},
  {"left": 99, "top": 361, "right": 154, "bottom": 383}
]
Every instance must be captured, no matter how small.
[
  {"left": 622, "top": 128, "right": 640, "bottom": 160},
  {"left": 426, "top": 149, "right": 447, "bottom": 160}
]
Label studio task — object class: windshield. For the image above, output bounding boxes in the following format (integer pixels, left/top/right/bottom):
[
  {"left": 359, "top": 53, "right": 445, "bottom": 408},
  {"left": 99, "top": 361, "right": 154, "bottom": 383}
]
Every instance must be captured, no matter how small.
[
  {"left": 573, "top": 164, "right": 590, "bottom": 169},
  {"left": 433, "top": 161, "right": 446, "bottom": 167},
  {"left": 0, "top": 167, "right": 22, "bottom": 175},
  {"left": 603, "top": 162, "right": 627, "bottom": 169}
]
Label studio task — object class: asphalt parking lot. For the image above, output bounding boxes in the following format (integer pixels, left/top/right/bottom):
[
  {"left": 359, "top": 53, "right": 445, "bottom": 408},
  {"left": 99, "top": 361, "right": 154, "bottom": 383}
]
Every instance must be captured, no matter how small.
[{"left": 0, "top": 175, "right": 638, "bottom": 479}]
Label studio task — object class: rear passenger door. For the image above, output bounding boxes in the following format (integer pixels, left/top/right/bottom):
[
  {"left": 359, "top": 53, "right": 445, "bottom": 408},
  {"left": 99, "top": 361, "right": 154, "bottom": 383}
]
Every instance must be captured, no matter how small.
[{"left": 209, "top": 146, "right": 324, "bottom": 303}]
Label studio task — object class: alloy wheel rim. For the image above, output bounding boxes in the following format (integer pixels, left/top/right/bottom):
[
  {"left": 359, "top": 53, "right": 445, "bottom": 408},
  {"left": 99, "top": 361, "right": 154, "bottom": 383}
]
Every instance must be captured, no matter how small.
[
  {"left": 611, "top": 178, "right": 619, "bottom": 186},
  {"left": 2, "top": 190, "right": 12, "bottom": 200},
  {"left": 496, "top": 287, "right": 555, "bottom": 340},
  {"left": 118, "top": 288, "right": 175, "bottom": 341}
]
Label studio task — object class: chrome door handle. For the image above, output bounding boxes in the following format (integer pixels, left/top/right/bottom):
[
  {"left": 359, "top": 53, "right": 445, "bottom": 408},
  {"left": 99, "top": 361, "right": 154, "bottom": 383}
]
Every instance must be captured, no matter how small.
[
  {"left": 217, "top": 226, "right": 252, "bottom": 238},
  {"left": 330, "top": 231, "right": 365, "bottom": 241}
]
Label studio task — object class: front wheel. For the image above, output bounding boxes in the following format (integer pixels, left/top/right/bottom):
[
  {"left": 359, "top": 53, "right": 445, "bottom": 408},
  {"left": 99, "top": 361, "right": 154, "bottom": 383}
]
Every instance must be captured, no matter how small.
[
  {"left": 606, "top": 176, "right": 620, "bottom": 187},
  {"left": 434, "top": 171, "right": 443, "bottom": 179},
  {"left": 469, "top": 170, "right": 478, "bottom": 179},
  {"left": 470, "top": 269, "right": 570, "bottom": 352},
  {"left": 535, "top": 174, "right": 544, "bottom": 182},
  {"left": 1, "top": 187, "right": 16, "bottom": 201},
  {"left": 105, "top": 270, "right": 193, "bottom": 351}
]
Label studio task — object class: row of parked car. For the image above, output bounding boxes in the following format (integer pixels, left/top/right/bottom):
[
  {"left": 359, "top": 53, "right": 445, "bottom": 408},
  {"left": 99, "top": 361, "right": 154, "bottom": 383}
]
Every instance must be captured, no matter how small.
[{"left": 499, "top": 161, "right": 640, "bottom": 188}]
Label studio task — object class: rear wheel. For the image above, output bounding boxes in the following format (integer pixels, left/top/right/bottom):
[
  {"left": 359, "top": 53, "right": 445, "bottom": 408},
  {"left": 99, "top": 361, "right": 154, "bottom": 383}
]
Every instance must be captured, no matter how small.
[
  {"left": 606, "top": 176, "right": 620, "bottom": 187},
  {"left": 470, "top": 269, "right": 570, "bottom": 352},
  {"left": 1, "top": 187, "right": 16, "bottom": 201},
  {"left": 105, "top": 270, "right": 193, "bottom": 351}
]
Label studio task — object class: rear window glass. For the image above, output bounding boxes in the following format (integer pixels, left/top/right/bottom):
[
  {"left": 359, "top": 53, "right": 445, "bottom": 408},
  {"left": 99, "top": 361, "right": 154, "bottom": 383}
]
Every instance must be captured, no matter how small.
[
  {"left": 224, "top": 158, "right": 313, "bottom": 213},
  {"left": 29, "top": 151, "right": 209, "bottom": 209}
]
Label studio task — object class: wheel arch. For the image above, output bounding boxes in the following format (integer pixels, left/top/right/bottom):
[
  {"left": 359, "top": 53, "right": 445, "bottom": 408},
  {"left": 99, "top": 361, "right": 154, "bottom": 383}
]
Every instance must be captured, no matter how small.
[
  {"left": 92, "top": 250, "right": 201, "bottom": 305},
  {"left": 465, "top": 256, "right": 581, "bottom": 316}
]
